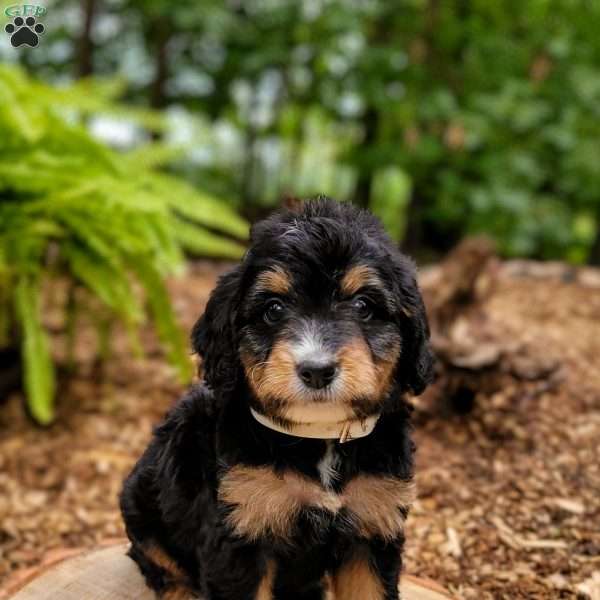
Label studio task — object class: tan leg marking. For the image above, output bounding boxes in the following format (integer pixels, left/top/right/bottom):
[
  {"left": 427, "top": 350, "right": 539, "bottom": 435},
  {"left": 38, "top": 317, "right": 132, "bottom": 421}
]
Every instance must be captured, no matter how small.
[
  {"left": 342, "top": 475, "right": 415, "bottom": 540},
  {"left": 160, "top": 588, "right": 194, "bottom": 600},
  {"left": 144, "top": 542, "right": 186, "bottom": 579},
  {"left": 144, "top": 543, "right": 192, "bottom": 599},
  {"left": 255, "top": 559, "right": 276, "bottom": 600},
  {"left": 333, "top": 554, "right": 385, "bottom": 600},
  {"left": 219, "top": 465, "right": 341, "bottom": 540}
]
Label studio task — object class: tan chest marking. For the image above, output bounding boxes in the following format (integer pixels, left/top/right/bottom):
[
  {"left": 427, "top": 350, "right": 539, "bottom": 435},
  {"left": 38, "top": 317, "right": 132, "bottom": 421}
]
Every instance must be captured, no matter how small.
[
  {"left": 219, "top": 465, "right": 342, "bottom": 540},
  {"left": 219, "top": 466, "right": 414, "bottom": 541},
  {"left": 343, "top": 474, "right": 416, "bottom": 540}
]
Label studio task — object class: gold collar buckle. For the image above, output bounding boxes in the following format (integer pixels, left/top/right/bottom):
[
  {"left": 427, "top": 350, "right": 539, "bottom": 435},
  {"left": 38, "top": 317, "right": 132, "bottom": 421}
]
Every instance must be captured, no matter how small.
[{"left": 339, "top": 421, "right": 353, "bottom": 444}]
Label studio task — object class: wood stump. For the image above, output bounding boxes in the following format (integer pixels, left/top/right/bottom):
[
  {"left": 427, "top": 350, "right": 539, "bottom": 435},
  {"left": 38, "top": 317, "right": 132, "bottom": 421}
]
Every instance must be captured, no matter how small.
[{"left": 6, "top": 544, "right": 452, "bottom": 600}]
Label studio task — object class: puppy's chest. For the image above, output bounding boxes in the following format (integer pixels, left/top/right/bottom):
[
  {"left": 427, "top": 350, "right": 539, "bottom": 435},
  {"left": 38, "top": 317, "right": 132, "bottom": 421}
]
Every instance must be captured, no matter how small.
[{"left": 218, "top": 445, "right": 414, "bottom": 542}]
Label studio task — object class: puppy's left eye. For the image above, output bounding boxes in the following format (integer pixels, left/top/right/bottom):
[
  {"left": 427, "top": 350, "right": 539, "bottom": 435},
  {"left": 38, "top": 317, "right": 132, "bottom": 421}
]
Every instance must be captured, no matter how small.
[
  {"left": 264, "top": 300, "right": 285, "bottom": 324},
  {"left": 352, "top": 296, "right": 373, "bottom": 321}
]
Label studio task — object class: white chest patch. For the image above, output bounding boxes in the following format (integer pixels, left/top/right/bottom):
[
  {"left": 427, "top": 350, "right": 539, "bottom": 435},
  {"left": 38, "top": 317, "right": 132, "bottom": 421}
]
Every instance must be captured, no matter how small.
[{"left": 317, "top": 441, "right": 340, "bottom": 488}]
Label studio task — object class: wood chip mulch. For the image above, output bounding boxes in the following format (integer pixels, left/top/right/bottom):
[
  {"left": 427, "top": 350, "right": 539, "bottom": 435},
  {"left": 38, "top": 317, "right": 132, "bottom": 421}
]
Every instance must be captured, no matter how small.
[{"left": 1, "top": 256, "right": 599, "bottom": 599}]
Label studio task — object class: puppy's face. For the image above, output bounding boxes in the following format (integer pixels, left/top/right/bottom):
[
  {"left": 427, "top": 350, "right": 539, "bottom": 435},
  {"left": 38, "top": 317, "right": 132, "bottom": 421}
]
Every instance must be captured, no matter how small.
[
  {"left": 239, "top": 262, "right": 402, "bottom": 422},
  {"left": 193, "top": 199, "right": 433, "bottom": 422}
]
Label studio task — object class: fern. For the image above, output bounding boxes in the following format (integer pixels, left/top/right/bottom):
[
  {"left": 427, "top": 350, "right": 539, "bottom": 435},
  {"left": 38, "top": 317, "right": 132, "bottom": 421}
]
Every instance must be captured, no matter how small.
[
  {"left": 0, "top": 66, "right": 248, "bottom": 423},
  {"left": 14, "top": 275, "right": 55, "bottom": 425}
]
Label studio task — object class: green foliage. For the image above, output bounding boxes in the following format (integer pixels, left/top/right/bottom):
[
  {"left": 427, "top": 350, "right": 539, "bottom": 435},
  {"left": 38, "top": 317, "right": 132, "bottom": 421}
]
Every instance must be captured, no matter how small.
[
  {"left": 396, "top": 1, "right": 600, "bottom": 260},
  {"left": 123, "top": 0, "right": 600, "bottom": 260},
  {"left": 15, "top": 275, "right": 55, "bottom": 425},
  {"left": 2, "top": 1, "right": 599, "bottom": 421},
  {"left": 0, "top": 66, "right": 248, "bottom": 423},
  {"left": 10, "top": 0, "right": 600, "bottom": 259},
  {"left": 370, "top": 167, "right": 412, "bottom": 243}
]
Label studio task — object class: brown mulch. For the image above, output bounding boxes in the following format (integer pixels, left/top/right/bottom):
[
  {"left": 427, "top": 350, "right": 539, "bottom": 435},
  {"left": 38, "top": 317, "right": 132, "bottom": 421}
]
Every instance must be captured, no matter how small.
[{"left": 1, "top": 257, "right": 599, "bottom": 599}]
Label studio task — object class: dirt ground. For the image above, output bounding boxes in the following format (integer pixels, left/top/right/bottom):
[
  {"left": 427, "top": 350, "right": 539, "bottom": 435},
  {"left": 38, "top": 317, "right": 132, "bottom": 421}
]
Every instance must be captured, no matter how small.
[{"left": 0, "top": 257, "right": 599, "bottom": 599}]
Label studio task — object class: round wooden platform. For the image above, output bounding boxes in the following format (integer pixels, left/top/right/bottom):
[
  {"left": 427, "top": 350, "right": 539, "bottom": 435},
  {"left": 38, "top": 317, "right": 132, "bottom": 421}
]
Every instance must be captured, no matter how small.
[{"left": 6, "top": 544, "right": 453, "bottom": 600}]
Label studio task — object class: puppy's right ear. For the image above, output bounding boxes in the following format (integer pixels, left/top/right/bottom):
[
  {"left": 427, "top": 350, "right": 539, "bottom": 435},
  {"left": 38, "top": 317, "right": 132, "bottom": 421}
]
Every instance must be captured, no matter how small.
[{"left": 191, "top": 265, "right": 243, "bottom": 392}]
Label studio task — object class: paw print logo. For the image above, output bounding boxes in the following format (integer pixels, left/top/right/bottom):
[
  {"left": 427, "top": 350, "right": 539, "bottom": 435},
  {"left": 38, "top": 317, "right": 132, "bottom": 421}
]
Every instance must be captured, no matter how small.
[{"left": 5, "top": 16, "right": 45, "bottom": 48}]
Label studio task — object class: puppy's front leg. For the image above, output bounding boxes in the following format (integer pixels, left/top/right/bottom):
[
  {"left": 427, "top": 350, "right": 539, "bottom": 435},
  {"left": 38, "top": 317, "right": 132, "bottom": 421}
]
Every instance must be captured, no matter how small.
[
  {"left": 206, "top": 545, "right": 274, "bottom": 600},
  {"left": 332, "top": 538, "right": 403, "bottom": 600}
]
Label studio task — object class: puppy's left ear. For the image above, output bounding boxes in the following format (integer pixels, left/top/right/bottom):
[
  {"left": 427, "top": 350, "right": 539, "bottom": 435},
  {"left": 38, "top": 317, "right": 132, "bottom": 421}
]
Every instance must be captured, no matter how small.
[
  {"left": 391, "top": 256, "right": 435, "bottom": 396},
  {"left": 191, "top": 265, "right": 244, "bottom": 392}
]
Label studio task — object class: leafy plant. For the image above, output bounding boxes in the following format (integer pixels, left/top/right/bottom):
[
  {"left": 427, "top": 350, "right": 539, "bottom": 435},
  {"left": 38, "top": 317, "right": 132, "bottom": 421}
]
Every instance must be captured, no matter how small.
[
  {"left": 8, "top": 1, "right": 600, "bottom": 261},
  {"left": 0, "top": 66, "right": 248, "bottom": 424}
]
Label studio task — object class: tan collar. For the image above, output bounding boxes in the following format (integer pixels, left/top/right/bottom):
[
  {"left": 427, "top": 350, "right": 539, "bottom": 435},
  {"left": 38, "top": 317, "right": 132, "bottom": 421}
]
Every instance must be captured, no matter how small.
[{"left": 249, "top": 408, "right": 380, "bottom": 443}]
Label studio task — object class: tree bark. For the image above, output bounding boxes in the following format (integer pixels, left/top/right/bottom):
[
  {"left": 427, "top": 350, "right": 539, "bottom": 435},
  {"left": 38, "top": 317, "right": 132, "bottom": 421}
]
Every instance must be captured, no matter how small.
[
  {"left": 149, "top": 19, "right": 172, "bottom": 110},
  {"left": 589, "top": 214, "right": 600, "bottom": 265},
  {"left": 76, "top": 0, "right": 97, "bottom": 78},
  {"left": 402, "top": 0, "right": 441, "bottom": 253}
]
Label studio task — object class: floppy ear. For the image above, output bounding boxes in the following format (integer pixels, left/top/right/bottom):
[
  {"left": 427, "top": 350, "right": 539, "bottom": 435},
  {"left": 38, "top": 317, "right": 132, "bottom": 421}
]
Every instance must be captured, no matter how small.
[
  {"left": 191, "top": 266, "right": 244, "bottom": 392},
  {"left": 391, "top": 257, "right": 435, "bottom": 396}
]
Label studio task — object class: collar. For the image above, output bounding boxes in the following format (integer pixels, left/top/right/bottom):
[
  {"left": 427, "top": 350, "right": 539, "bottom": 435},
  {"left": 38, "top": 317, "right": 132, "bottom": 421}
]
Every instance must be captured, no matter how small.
[{"left": 249, "top": 408, "right": 380, "bottom": 443}]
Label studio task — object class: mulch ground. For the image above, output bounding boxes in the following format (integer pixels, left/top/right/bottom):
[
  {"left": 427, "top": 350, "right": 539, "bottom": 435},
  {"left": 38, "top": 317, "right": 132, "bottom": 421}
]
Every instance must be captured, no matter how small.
[{"left": 1, "top": 257, "right": 599, "bottom": 599}]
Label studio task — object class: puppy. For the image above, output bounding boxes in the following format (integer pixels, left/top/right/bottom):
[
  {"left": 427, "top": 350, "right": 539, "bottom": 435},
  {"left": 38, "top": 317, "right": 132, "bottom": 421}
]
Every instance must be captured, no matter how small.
[{"left": 120, "top": 198, "right": 434, "bottom": 600}]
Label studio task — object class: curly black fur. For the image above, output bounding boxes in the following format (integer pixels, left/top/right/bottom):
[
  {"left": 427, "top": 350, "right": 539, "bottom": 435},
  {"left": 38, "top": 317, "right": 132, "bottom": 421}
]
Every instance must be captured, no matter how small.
[{"left": 121, "top": 198, "right": 434, "bottom": 600}]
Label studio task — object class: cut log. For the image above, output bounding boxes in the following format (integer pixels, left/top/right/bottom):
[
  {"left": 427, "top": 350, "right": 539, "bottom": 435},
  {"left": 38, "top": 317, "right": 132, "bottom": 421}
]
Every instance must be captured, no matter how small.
[{"left": 6, "top": 544, "right": 453, "bottom": 600}]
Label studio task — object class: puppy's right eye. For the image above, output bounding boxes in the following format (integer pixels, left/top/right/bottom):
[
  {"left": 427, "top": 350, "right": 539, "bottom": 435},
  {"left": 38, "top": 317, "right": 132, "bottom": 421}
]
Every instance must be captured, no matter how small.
[
  {"left": 264, "top": 300, "right": 285, "bottom": 324},
  {"left": 351, "top": 296, "right": 374, "bottom": 321}
]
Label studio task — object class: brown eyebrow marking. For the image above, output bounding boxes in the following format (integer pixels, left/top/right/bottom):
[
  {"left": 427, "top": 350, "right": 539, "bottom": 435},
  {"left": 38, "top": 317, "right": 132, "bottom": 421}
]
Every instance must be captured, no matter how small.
[
  {"left": 255, "top": 266, "right": 292, "bottom": 295},
  {"left": 340, "top": 264, "right": 383, "bottom": 296}
]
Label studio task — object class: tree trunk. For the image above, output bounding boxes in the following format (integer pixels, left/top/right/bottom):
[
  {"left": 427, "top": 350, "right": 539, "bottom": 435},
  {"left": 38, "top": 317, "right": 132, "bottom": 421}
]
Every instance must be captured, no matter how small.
[
  {"left": 76, "top": 0, "right": 97, "bottom": 78},
  {"left": 589, "top": 214, "right": 600, "bottom": 265},
  {"left": 401, "top": 0, "right": 441, "bottom": 254},
  {"left": 149, "top": 19, "right": 171, "bottom": 110},
  {"left": 240, "top": 124, "right": 258, "bottom": 212}
]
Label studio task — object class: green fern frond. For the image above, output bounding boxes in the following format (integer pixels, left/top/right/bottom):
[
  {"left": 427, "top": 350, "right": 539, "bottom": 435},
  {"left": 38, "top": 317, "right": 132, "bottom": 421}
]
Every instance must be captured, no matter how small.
[
  {"left": 14, "top": 275, "right": 55, "bottom": 425},
  {"left": 0, "top": 65, "right": 248, "bottom": 423},
  {"left": 133, "top": 261, "right": 193, "bottom": 382},
  {"left": 171, "top": 219, "right": 247, "bottom": 259}
]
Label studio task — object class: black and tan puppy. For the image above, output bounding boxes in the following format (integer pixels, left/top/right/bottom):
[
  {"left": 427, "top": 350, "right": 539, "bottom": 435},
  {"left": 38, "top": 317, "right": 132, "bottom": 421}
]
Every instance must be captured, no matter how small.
[{"left": 120, "top": 198, "right": 434, "bottom": 600}]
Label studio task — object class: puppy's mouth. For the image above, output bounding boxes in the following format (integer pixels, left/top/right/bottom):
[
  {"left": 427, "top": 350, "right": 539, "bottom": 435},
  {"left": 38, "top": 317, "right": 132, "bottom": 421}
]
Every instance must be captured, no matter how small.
[{"left": 242, "top": 337, "right": 399, "bottom": 421}]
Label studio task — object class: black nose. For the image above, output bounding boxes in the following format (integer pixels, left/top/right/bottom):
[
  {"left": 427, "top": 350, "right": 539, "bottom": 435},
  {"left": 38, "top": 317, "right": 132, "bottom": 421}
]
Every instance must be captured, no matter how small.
[{"left": 297, "top": 361, "right": 338, "bottom": 390}]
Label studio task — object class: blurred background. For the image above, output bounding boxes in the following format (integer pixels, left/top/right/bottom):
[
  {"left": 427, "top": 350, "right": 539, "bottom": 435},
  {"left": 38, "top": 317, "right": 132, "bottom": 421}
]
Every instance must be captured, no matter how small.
[{"left": 1, "top": 1, "right": 600, "bottom": 599}]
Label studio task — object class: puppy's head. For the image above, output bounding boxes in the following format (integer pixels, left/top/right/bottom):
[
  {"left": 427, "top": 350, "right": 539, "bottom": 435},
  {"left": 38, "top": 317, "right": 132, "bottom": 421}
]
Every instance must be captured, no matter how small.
[{"left": 193, "top": 198, "right": 433, "bottom": 423}]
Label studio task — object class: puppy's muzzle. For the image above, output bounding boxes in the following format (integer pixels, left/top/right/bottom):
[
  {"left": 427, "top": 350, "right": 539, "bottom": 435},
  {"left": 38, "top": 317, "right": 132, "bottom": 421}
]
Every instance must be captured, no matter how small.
[{"left": 296, "top": 360, "right": 338, "bottom": 390}]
